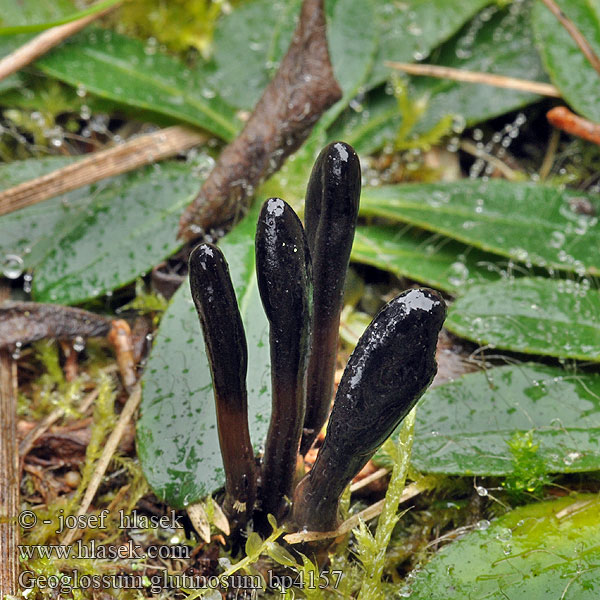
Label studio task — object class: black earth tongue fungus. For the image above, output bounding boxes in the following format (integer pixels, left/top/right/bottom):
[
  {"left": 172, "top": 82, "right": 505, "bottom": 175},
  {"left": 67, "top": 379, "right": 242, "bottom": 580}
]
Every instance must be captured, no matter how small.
[
  {"left": 300, "top": 141, "right": 361, "bottom": 455},
  {"left": 188, "top": 243, "right": 257, "bottom": 525},
  {"left": 255, "top": 198, "right": 312, "bottom": 523},
  {"left": 292, "top": 288, "right": 446, "bottom": 534}
]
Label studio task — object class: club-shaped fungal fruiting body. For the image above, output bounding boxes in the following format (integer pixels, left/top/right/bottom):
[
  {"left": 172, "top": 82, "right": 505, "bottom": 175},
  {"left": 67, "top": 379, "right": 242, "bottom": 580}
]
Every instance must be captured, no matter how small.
[
  {"left": 188, "top": 141, "right": 446, "bottom": 539},
  {"left": 188, "top": 243, "right": 257, "bottom": 525},
  {"left": 291, "top": 288, "right": 445, "bottom": 532},
  {"left": 301, "top": 142, "right": 361, "bottom": 455},
  {"left": 255, "top": 198, "right": 312, "bottom": 522}
]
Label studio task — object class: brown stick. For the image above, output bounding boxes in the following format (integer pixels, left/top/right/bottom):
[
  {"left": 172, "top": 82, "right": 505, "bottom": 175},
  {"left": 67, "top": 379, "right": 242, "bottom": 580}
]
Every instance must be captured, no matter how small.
[
  {"left": 0, "top": 3, "right": 121, "bottom": 83},
  {"left": 61, "top": 383, "right": 141, "bottom": 545},
  {"left": 547, "top": 106, "right": 600, "bottom": 146},
  {"left": 0, "top": 287, "right": 19, "bottom": 597},
  {"left": 0, "top": 302, "right": 111, "bottom": 347},
  {"left": 0, "top": 126, "right": 206, "bottom": 217},
  {"left": 459, "top": 140, "right": 521, "bottom": 181},
  {"left": 178, "top": 0, "right": 342, "bottom": 239},
  {"left": 385, "top": 61, "right": 560, "bottom": 98},
  {"left": 538, "top": 0, "right": 600, "bottom": 79}
]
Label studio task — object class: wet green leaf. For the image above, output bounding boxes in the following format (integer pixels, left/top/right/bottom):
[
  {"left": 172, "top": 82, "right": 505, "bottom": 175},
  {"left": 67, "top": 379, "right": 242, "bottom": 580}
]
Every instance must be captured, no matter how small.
[
  {"left": 323, "top": 0, "right": 377, "bottom": 126},
  {"left": 137, "top": 205, "right": 271, "bottom": 508},
  {"left": 37, "top": 28, "right": 240, "bottom": 141},
  {"left": 408, "top": 1, "right": 546, "bottom": 136},
  {"left": 412, "top": 363, "right": 600, "bottom": 476},
  {"left": 0, "top": 156, "right": 118, "bottom": 269},
  {"left": 533, "top": 0, "right": 600, "bottom": 123},
  {"left": 367, "top": 0, "right": 491, "bottom": 88},
  {"left": 360, "top": 180, "right": 600, "bottom": 276},
  {"left": 0, "top": 0, "right": 74, "bottom": 29},
  {"left": 446, "top": 278, "right": 600, "bottom": 362},
  {"left": 332, "top": 3, "right": 547, "bottom": 155},
  {"left": 351, "top": 224, "right": 502, "bottom": 293},
  {"left": 0, "top": 0, "right": 121, "bottom": 34},
  {"left": 32, "top": 161, "right": 201, "bottom": 305},
  {"left": 211, "top": 0, "right": 299, "bottom": 110},
  {"left": 409, "top": 495, "right": 600, "bottom": 599}
]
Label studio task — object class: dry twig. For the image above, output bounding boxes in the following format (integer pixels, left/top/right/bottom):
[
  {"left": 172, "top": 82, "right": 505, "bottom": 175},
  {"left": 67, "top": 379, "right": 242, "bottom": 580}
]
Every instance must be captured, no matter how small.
[
  {"left": 178, "top": 0, "right": 342, "bottom": 239},
  {"left": 459, "top": 140, "right": 521, "bottom": 181},
  {"left": 0, "top": 126, "right": 206, "bottom": 217},
  {"left": 0, "top": 288, "right": 19, "bottom": 597},
  {"left": 0, "top": 2, "right": 121, "bottom": 83},
  {"left": 539, "top": 128, "right": 560, "bottom": 181},
  {"left": 61, "top": 383, "right": 142, "bottom": 545},
  {"left": 547, "top": 106, "right": 600, "bottom": 146},
  {"left": 0, "top": 302, "right": 111, "bottom": 347},
  {"left": 385, "top": 61, "right": 560, "bottom": 98}
]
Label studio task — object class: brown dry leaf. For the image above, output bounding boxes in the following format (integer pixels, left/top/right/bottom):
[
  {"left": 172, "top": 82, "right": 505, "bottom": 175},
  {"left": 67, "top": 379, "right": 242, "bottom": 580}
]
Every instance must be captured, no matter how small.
[{"left": 0, "top": 302, "right": 110, "bottom": 348}]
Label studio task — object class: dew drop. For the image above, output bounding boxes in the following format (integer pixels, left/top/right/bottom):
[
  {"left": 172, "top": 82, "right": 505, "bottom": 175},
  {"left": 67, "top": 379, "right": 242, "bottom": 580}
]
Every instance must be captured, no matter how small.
[
  {"left": 2, "top": 254, "right": 24, "bottom": 279},
  {"left": 11, "top": 341, "right": 22, "bottom": 360},
  {"left": 563, "top": 451, "right": 581, "bottom": 466},
  {"left": 549, "top": 231, "right": 565, "bottom": 248},
  {"left": 73, "top": 336, "right": 86, "bottom": 352}
]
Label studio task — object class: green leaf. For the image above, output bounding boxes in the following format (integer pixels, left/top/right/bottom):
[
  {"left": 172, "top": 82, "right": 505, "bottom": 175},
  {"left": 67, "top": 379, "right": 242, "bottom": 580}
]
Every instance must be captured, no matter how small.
[
  {"left": 0, "top": 156, "right": 118, "bottom": 269},
  {"left": 360, "top": 180, "right": 600, "bottom": 276},
  {"left": 408, "top": 1, "right": 547, "bottom": 136},
  {"left": 36, "top": 28, "right": 240, "bottom": 141},
  {"left": 137, "top": 205, "right": 271, "bottom": 508},
  {"left": 409, "top": 495, "right": 600, "bottom": 599},
  {"left": 367, "top": 0, "right": 491, "bottom": 88},
  {"left": 31, "top": 161, "right": 201, "bottom": 305},
  {"left": 332, "top": 3, "right": 547, "bottom": 155},
  {"left": 0, "top": 0, "right": 74, "bottom": 29},
  {"left": 411, "top": 363, "right": 600, "bottom": 476},
  {"left": 0, "top": 0, "right": 122, "bottom": 34},
  {"left": 351, "top": 224, "right": 503, "bottom": 293},
  {"left": 533, "top": 0, "right": 600, "bottom": 123},
  {"left": 446, "top": 277, "right": 600, "bottom": 362},
  {"left": 245, "top": 532, "right": 263, "bottom": 558},
  {"left": 323, "top": 0, "right": 377, "bottom": 127},
  {"left": 211, "top": 0, "right": 300, "bottom": 110}
]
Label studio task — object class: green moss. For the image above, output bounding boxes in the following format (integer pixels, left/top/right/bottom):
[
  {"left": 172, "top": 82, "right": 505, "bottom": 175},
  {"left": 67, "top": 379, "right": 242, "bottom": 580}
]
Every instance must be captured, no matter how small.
[
  {"left": 502, "top": 430, "right": 551, "bottom": 500},
  {"left": 119, "top": 279, "right": 167, "bottom": 321},
  {"left": 392, "top": 76, "right": 455, "bottom": 152},
  {"left": 115, "top": 0, "right": 247, "bottom": 58}
]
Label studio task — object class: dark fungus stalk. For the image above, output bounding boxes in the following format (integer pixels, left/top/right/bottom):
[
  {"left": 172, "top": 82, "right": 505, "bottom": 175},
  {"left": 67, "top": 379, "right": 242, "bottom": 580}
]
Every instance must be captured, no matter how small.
[
  {"left": 255, "top": 198, "right": 312, "bottom": 521},
  {"left": 189, "top": 244, "right": 257, "bottom": 524},
  {"left": 300, "top": 141, "right": 361, "bottom": 455},
  {"left": 292, "top": 289, "right": 446, "bottom": 533}
]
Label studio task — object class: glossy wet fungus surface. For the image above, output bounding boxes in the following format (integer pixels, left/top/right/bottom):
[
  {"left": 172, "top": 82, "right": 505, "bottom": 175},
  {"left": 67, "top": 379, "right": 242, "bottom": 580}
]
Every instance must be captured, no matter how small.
[{"left": 188, "top": 142, "right": 446, "bottom": 538}]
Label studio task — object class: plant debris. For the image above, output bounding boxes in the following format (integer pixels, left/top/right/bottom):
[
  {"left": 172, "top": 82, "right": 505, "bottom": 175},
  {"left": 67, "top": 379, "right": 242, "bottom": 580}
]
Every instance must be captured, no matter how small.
[
  {"left": 178, "top": 0, "right": 342, "bottom": 239},
  {"left": 0, "top": 302, "right": 111, "bottom": 348}
]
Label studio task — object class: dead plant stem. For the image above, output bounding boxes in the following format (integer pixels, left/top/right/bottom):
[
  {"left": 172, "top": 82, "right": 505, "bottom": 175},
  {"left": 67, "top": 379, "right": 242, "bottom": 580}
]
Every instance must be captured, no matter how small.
[
  {"left": 0, "top": 126, "right": 207, "bottom": 217},
  {"left": 385, "top": 61, "right": 560, "bottom": 97},
  {"left": 0, "top": 287, "right": 19, "bottom": 597},
  {"left": 61, "top": 383, "right": 141, "bottom": 545}
]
